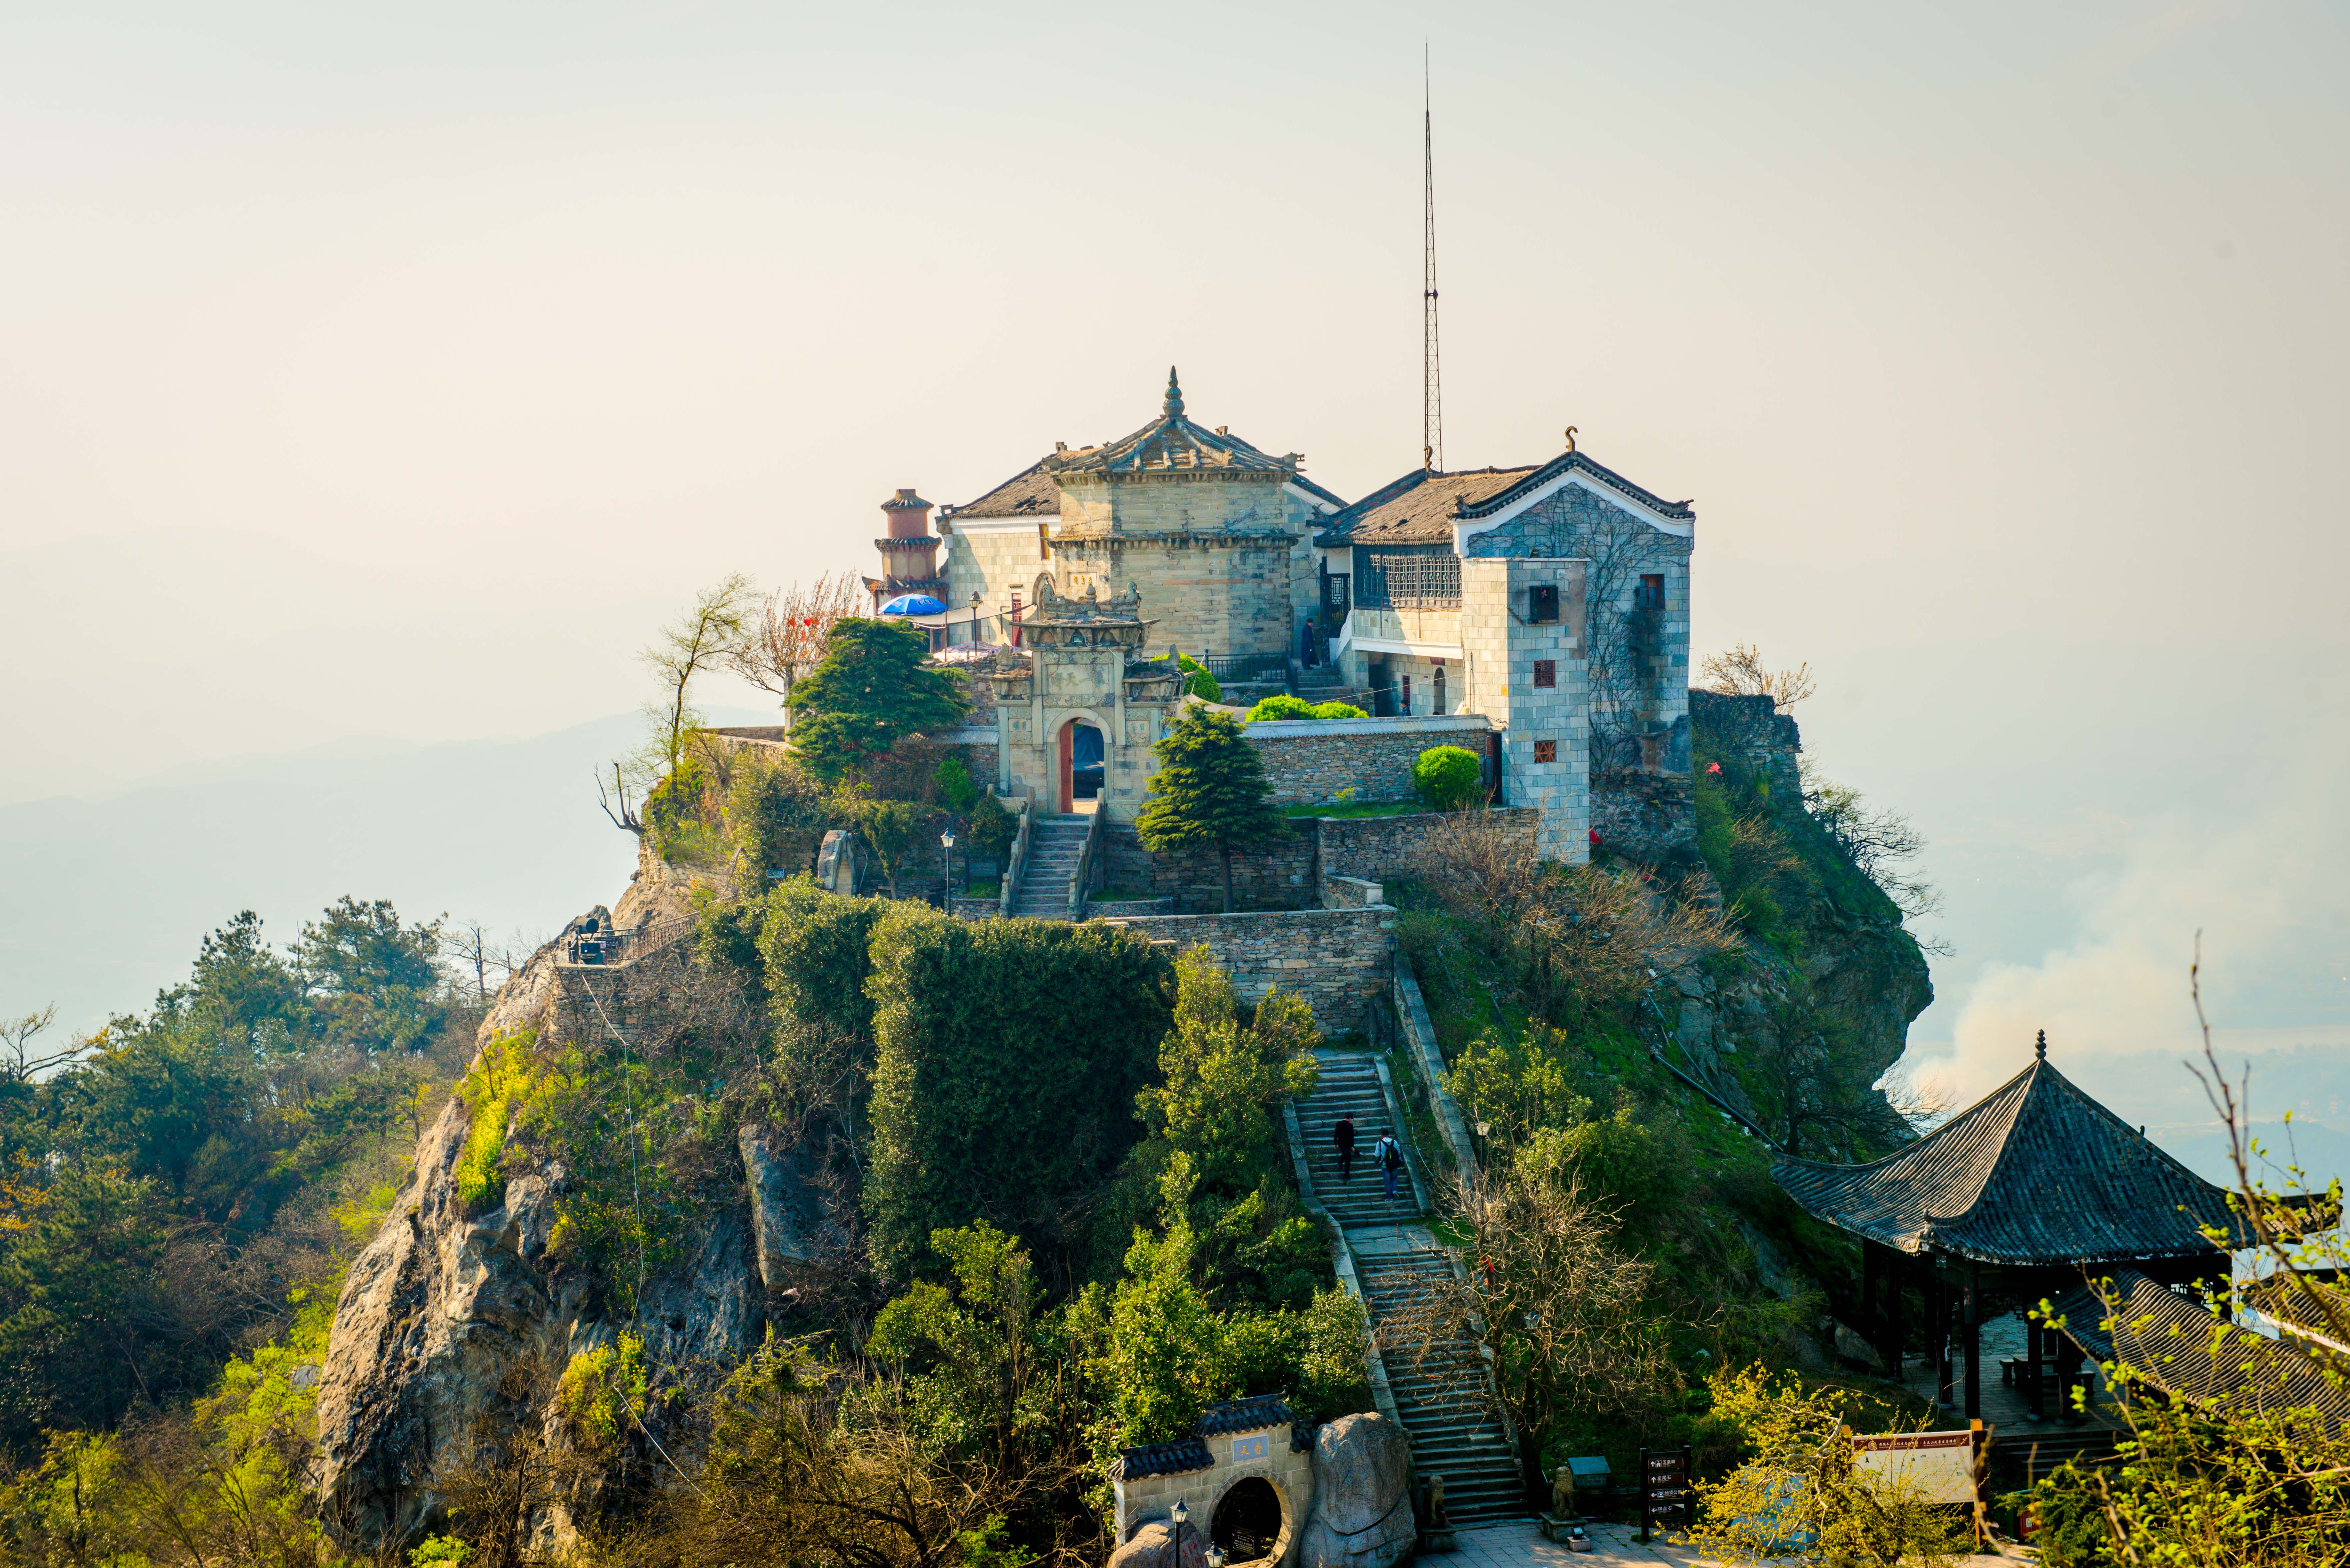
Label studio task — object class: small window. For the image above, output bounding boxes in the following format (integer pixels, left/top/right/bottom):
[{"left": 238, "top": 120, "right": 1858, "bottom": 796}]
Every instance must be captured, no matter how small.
[
  {"left": 1401, "top": 676, "right": 1413, "bottom": 714},
  {"left": 1637, "top": 573, "right": 1666, "bottom": 612},
  {"left": 1528, "top": 583, "right": 1559, "bottom": 623},
  {"left": 1533, "top": 659, "right": 1556, "bottom": 689},
  {"left": 1533, "top": 739, "right": 1558, "bottom": 764}
]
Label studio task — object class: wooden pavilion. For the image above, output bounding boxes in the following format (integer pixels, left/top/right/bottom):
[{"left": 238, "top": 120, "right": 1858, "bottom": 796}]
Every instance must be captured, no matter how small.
[{"left": 1773, "top": 1033, "right": 2240, "bottom": 1421}]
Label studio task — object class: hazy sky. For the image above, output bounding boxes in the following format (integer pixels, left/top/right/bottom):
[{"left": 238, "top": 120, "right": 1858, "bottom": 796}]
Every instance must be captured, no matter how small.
[{"left": 3, "top": 2, "right": 2345, "bottom": 1114}]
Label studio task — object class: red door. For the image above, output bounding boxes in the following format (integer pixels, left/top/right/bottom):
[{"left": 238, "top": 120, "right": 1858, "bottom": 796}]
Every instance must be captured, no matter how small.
[{"left": 1057, "top": 720, "right": 1074, "bottom": 814}]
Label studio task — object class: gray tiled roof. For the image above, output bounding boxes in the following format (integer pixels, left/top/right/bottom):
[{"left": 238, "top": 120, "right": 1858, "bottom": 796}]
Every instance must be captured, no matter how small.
[
  {"left": 1195, "top": 1394, "right": 1295, "bottom": 1435},
  {"left": 1317, "top": 452, "right": 1695, "bottom": 547},
  {"left": 2049, "top": 1270, "right": 2350, "bottom": 1433},
  {"left": 947, "top": 459, "right": 1060, "bottom": 520},
  {"left": 1112, "top": 1437, "right": 1213, "bottom": 1480},
  {"left": 1048, "top": 368, "right": 1294, "bottom": 478},
  {"left": 1774, "top": 1055, "right": 2238, "bottom": 1266}
]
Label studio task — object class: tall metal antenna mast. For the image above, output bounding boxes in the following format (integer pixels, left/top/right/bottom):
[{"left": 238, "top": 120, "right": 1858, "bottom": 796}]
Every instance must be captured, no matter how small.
[{"left": 1422, "top": 44, "right": 1443, "bottom": 474}]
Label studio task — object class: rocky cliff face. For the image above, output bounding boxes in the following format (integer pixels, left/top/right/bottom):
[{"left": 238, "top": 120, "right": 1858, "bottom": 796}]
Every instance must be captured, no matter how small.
[{"left": 312, "top": 848, "right": 792, "bottom": 1550}]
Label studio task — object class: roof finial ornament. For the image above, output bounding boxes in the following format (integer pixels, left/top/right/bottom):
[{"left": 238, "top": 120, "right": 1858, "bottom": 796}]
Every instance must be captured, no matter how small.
[
  {"left": 1164, "top": 366, "right": 1184, "bottom": 419},
  {"left": 2035, "top": 1029, "right": 2048, "bottom": 1062},
  {"left": 1564, "top": 426, "right": 1578, "bottom": 454}
]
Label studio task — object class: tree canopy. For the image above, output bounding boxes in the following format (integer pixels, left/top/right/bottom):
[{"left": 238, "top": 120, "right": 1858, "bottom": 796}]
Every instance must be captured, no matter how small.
[
  {"left": 790, "top": 620, "right": 969, "bottom": 785},
  {"left": 1133, "top": 708, "right": 1288, "bottom": 912}
]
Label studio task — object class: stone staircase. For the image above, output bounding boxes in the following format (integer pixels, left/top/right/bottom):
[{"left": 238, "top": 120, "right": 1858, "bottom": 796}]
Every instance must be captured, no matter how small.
[
  {"left": 1006, "top": 814, "right": 1090, "bottom": 920},
  {"left": 1290, "top": 1050, "right": 1525, "bottom": 1526}
]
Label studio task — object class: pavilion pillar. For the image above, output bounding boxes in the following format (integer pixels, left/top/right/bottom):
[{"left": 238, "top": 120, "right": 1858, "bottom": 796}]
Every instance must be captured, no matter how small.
[
  {"left": 2025, "top": 1313, "right": 2043, "bottom": 1421},
  {"left": 1862, "top": 1243, "right": 1881, "bottom": 1358},
  {"left": 1931, "top": 1270, "right": 1952, "bottom": 1407},
  {"left": 1963, "top": 1261, "right": 1982, "bottom": 1421},
  {"left": 1883, "top": 1251, "right": 1905, "bottom": 1381}
]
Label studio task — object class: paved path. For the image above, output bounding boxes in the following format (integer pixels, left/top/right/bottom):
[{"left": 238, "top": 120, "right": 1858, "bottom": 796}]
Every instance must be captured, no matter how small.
[{"left": 1432, "top": 1518, "right": 2020, "bottom": 1566}]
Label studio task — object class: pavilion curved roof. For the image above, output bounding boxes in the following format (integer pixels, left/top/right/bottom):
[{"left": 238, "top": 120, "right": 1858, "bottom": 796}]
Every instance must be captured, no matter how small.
[{"left": 1773, "top": 1049, "right": 2237, "bottom": 1267}]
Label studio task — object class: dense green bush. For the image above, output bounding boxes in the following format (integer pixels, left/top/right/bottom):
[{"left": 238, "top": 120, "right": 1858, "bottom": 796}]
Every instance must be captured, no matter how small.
[
  {"left": 1176, "top": 653, "right": 1222, "bottom": 703},
  {"left": 863, "top": 905, "right": 1175, "bottom": 1278},
  {"left": 757, "top": 879, "right": 889, "bottom": 1044},
  {"left": 724, "top": 753, "right": 831, "bottom": 883},
  {"left": 1411, "top": 744, "right": 1484, "bottom": 811},
  {"left": 1242, "top": 694, "right": 1368, "bottom": 722}
]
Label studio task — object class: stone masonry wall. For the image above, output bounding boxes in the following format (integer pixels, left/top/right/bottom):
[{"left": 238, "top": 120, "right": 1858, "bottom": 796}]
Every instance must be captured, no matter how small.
[
  {"left": 1459, "top": 557, "right": 1591, "bottom": 862},
  {"left": 1097, "top": 906, "right": 1395, "bottom": 1033},
  {"left": 1590, "top": 770, "right": 1698, "bottom": 866},
  {"left": 1244, "top": 714, "right": 1495, "bottom": 805},
  {"left": 1314, "top": 806, "right": 1540, "bottom": 885},
  {"left": 1111, "top": 820, "right": 1321, "bottom": 912}
]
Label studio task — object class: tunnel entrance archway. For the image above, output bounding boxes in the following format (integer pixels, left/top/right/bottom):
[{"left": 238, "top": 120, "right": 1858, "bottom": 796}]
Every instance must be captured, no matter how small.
[{"left": 1210, "top": 1477, "right": 1284, "bottom": 1565}]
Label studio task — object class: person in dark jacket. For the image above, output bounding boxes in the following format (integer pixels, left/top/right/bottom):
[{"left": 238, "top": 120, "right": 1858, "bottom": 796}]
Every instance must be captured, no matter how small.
[
  {"left": 1333, "top": 1115, "right": 1357, "bottom": 1182},
  {"left": 1376, "top": 1133, "right": 1405, "bottom": 1201}
]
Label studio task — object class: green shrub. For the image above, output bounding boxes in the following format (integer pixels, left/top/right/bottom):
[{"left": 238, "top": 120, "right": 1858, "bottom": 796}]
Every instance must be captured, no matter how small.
[
  {"left": 455, "top": 1031, "right": 538, "bottom": 1210},
  {"left": 557, "top": 1332, "right": 650, "bottom": 1451},
  {"left": 758, "top": 879, "right": 888, "bottom": 1042},
  {"left": 1244, "top": 694, "right": 1317, "bottom": 722},
  {"left": 934, "top": 753, "right": 982, "bottom": 815},
  {"left": 1240, "top": 694, "right": 1369, "bottom": 723},
  {"left": 1178, "top": 654, "right": 1223, "bottom": 703},
  {"left": 724, "top": 753, "right": 831, "bottom": 882},
  {"left": 1412, "top": 745, "right": 1485, "bottom": 811},
  {"left": 863, "top": 904, "right": 1175, "bottom": 1278}
]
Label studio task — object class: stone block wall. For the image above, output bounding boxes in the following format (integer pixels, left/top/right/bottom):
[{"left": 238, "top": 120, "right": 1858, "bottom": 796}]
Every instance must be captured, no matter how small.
[
  {"left": 1097, "top": 906, "right": 1395, "bottom": 1032},
  {"left": 1112, "top": 1433, "right": 1316, "bottom": 1557},
  {"left": 1314, "top": 806, "right": 1540, "bottom": 885},
  {"left": 1590, "top": 770, "right": 1698, "bottom": 866},
  {"left": 1320, "top": 875, "right": 1384, "bottom": 909},
  {"left": 1243, "top": 714, "right": 1495, "bottom": 805},
  {"left": 1113, "top": 820, "right": 1321, "bottom": 912},
  {"left": 1690, "top": 689, "right": 1802, "bottom": 796},
  {"left": 942, "top": 516, "right": 1053, "bottom": 625}
]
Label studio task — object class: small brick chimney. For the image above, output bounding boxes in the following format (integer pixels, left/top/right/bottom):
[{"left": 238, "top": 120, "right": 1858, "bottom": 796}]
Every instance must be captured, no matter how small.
[{"left": 874, "top": 488, "right": 943, "bottom": 602}]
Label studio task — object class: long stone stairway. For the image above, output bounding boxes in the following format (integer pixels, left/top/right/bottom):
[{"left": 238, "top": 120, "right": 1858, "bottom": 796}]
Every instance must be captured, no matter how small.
[
  {"left": 1290, "top": 1050, "right": 1525, "bottom": 1525},
  {"left": 1006, "top": 814, "right": 1089, "bottom": 919}
]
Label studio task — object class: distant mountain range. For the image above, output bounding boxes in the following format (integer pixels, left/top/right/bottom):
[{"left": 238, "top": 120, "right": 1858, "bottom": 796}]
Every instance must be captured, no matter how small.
[{"left": 0, "top": 709, "right": 770, "bottom": 1033}]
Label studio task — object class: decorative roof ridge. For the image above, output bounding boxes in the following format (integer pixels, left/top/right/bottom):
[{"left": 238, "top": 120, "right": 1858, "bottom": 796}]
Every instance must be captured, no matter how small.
[
  {"left": 1772, "top": 1058, "right": 2041, "bottom": 1183},
  {"left": 1453, "top": 450, "right": 1695, "bottom": 522}
]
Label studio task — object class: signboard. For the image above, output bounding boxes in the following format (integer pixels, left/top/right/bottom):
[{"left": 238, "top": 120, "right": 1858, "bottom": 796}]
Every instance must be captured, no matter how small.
[
  {"left": 1851, "top": 1429, "right": 1978, "bottom": 1506},
  {"left": 1638, "top": 1444, "right": 1693, "bottom": 1543},
  {"left": 1230, "top": 1434, "right": 1269, "bottom": 1463}
]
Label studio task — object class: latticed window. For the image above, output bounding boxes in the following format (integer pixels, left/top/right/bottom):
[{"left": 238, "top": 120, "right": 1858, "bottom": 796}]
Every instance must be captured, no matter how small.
[
  {"left": 1533, "top": 739, "right": 1558, "bottom": 764},
  {"left": 1355, "top": 547, "right": 1461, "bottom": 609}
]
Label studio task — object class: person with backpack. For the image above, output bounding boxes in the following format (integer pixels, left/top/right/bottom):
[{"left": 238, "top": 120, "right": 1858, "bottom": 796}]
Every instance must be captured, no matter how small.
[
  {"left": 1376, "top": 1132, "right": 1405, "bottom": 1201},
  {"left": 1333, "top": 1115, "right": 1358, "bottom": 1182}
]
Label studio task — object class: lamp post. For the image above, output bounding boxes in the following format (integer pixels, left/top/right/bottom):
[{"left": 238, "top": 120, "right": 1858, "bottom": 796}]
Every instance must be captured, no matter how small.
[
  {"left": 971, "top": 590, "right": 982, "bottom": 647},
  {"left": 941, "top": 829, "right": 957, "bottom": 914},
  {"left": 1170, "top": 1498, "right": 1188, "bottom": 1567}
]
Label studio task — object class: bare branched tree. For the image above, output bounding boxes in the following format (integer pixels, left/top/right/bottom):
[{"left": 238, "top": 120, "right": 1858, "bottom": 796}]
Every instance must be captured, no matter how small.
[
  {"left": 1371, "top": 1162, "right": 1681, "bottom": 1493},
  {"left": 1699, "top": 643, "right": 1817, "bottom": 712},
  {"left": 601, "top": 575, "right": 757, "bottom": 836},
  {"left": 2, "top": 1004, "right": 91, "bottom": 1083},
  {"left": 1800, "top": 763, "right": 1943, "bottom": 921},
  {"left": 1404, "top": 811, "right": 1739, "bottom": 1020},
  {"left": 1564, "top": 517, "right": 1689, "bottom": 768},
  {"left": 730, "top": 574, "right": 863, "bottom": 726}
]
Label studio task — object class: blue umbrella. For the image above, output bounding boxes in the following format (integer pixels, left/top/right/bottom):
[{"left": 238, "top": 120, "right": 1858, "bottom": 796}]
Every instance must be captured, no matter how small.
[{"left": 878, "top": 593, "right": 949, "bottom": 616}]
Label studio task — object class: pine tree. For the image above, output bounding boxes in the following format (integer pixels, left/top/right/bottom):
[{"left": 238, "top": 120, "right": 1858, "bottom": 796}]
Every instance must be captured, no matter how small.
[
  {"left": 1135, "top": 708, "right": 1289, "bottom": 913},
  {"left": 790, "top": 619, "right": 968, "bottom": 784}
]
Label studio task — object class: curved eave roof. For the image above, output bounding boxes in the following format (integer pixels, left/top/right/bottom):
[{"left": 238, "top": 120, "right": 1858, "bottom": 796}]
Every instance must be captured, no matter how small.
[
  {"left": 1773, "top": 1058, "right": 2237, "bottom": 1266},
  {"left": 2050, "top": 1270, "right": 2350, "bottom": 1433},
  {"left": 1047, "top": 410, "right": 1293, "bottom": 477},
  {"left": 1316, "top": 451, "right": 1695, "bottom": 547}
]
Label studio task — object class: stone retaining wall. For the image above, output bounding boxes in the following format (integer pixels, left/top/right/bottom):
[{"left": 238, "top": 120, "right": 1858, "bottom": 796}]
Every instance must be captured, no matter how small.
[
  {"left": 1244, "top": 714, "right": 1494, "bottom": 805},
  {"left": 1312, "top": 806, "right": 1539, "bottom": 885},
  {"left": 1590, "top": 770, "right": 1697, "bottom": 866},
  {"left": 1097, "top": 906, "right": 1395, "bottom": 1032}
]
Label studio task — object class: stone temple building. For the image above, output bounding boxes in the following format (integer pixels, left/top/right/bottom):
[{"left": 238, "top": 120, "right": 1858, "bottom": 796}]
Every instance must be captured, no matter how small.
[{"left": 864, "top": 369, "right": 1699, "bottom": 864}]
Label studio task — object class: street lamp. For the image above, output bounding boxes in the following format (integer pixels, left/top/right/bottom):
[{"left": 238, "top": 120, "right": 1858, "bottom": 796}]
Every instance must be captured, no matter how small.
[
  {"left": 1170, "top": 1499, "right": 1188, "bottom": 1566},
  {"left": 940, "top": 829, "right": 957, "bottom": 913}
]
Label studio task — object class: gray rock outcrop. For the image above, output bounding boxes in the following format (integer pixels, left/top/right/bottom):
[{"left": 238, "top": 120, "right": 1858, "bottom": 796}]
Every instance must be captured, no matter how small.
[
  {"left": 1297, "top": 1413, "right": 1414, "bottom": 1568},
  {"left": 1106, "top": 1518, "right": 1210, "bottom": 1568},
  {"left": 312, "top": 850, "right": 774, "bottom": 1550}
]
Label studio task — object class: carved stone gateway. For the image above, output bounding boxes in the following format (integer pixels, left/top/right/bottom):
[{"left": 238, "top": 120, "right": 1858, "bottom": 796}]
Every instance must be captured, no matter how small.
[{"left": 983, "top": 581, "right": 1185, "bottom": 818}]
